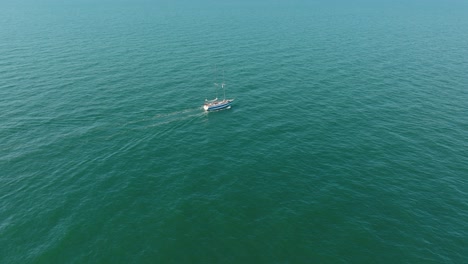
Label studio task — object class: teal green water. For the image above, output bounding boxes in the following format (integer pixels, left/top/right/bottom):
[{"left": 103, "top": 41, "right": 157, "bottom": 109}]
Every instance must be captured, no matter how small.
[{"left": 1, "top": 1, "right": 468, "bottom": 263}]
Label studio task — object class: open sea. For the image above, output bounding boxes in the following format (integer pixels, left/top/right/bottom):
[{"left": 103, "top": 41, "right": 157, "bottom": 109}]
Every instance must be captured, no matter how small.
[{"left": 1, "top": 0, "right": 468, "bottom": 263}]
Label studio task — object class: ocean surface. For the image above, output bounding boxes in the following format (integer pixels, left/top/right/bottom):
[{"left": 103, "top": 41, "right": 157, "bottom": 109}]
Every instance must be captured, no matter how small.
[{"left": 1, "top": 0, "right": 468, "bottom": 263}]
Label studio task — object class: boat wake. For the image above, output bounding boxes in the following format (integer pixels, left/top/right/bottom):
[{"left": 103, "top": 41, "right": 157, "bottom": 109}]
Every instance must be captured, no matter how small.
[
  {"left": 153, "top": 107, "right": 202, "bottom": 120},
  {"left": 122, "top": 107, "right": 204, "bottom": 131},
  {"left": 149, "top": 107, "right": 204, "bottom": 128}
]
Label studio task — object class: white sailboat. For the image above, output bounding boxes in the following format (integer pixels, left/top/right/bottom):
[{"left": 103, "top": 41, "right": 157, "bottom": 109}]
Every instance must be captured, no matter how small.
[{"left": 203, "top": 74, "right": 234, "bottom": 111}]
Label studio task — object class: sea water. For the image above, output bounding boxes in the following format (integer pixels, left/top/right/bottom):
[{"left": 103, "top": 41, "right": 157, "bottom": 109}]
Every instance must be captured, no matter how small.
[{"left": 1, "top": 0, "right": 468, "bottom": 262}]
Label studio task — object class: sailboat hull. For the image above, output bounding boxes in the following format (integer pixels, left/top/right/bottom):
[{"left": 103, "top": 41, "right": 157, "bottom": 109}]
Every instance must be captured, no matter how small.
[{"left": 203, "top": 99, "right": 234, "bottom": 111}]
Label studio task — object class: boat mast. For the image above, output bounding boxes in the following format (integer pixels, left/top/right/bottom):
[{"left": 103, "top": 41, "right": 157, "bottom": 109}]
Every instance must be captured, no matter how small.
[
  {"left": 214, "top": 65, "right": 219, "bottom": 99},
  {"left": 222, "top": 70, "right": 226, "bottom": 100}
]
